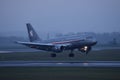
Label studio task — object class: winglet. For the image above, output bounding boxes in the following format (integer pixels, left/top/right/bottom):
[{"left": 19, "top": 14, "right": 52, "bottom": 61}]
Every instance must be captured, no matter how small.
[{"left": 26, "top": 23, "right": 41, "bottom": 42}]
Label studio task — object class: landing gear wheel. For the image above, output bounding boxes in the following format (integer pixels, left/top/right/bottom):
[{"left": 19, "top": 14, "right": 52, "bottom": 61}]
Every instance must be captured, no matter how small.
[
  {"left": 51, "top": 53, "right": 56, "bottom": 57},
  {"left": 69, "top": 53, "right": 74, "bottom": 57}
]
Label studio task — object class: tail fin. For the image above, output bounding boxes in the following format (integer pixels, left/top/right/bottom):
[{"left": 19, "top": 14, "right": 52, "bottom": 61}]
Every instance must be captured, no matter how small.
[{"left": 26, "top": 23, "right": 41, "bottom": 42}]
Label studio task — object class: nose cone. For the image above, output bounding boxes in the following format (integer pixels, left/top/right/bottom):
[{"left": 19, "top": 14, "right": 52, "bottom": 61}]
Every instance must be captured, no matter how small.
[
  {"left": 86, "top": 37, "right": 97, "bottom": 46},
  {"left": 92, "top": 41, "right": 97, "bottom": 45}
]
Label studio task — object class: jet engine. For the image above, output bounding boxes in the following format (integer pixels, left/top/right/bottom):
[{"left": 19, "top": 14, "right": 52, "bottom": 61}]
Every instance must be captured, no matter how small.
[
  {"left": 78, "top": 46, "right": 92, "bottom": 54},
  {"left": 52, "top": 45, "right": 65, "bottom": 53}
]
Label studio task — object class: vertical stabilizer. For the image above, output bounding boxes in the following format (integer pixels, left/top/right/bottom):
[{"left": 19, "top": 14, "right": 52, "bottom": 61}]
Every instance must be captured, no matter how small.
[{"left": 26, "top": 23, "right": 41, "bottom": 42}]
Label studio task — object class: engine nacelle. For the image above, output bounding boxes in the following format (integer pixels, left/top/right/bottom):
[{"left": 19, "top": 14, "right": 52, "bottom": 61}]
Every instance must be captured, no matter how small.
[{"left": 52, "top": 45, "right": 64, "bottom": 53}]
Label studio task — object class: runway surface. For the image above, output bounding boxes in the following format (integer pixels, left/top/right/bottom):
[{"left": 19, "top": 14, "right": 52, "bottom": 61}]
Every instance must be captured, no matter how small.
[
  {"left": 0, "top": 47, "right": 120, "bottom": 53},
  {"left": 0, "top": 61, "right": 120, "bottom": 67}
]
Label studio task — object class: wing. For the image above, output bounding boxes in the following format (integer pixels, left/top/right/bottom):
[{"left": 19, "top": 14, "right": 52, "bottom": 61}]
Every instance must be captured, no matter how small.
[{"left": 16, "top": 41, "right": 54, "bottom": 51}]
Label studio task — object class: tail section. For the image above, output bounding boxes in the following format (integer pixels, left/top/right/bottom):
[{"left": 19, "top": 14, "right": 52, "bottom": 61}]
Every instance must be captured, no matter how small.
[{"left": 26, "top": 23, "right": 41, "bottom": 42}]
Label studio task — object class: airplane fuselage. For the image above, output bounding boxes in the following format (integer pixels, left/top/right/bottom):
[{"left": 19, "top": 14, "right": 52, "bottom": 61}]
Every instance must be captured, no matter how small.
[{"left": 16, "top": 23, "right": 97, "bottom": 57}]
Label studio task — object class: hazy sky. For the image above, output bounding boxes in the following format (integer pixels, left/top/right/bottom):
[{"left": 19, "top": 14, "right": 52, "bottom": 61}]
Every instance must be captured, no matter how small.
[{"left": 0, "top": 0, "right": 120, "bottom": 36}]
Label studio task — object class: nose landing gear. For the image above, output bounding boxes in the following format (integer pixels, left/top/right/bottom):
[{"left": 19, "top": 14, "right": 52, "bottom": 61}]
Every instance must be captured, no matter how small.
[
  {"left": 51, "top": 53, "right": 56, "bottom": 57},
  {"left": 69, "top": 53, "right": 74, "bottom": 57}
]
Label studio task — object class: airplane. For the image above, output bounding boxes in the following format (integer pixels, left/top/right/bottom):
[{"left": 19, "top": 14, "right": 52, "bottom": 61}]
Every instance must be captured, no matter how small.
[{"left": 16, "top": 23, "right": 97, "bottom": 57}]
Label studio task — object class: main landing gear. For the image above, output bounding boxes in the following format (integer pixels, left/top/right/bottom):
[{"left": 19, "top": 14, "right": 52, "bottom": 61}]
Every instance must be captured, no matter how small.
[
  {"left": 51, "top": 53, "right": 75, "bottom": 57},
  {"left": 51, "top": 53, "right": 56, "bottom": 57},
  {"left": 69, "top": 53, "right": 74, "bottom": 57},
  {"left": 50, "top": 50, "right": 75, "bottom": 57},
  {"left": 69, "top": 49, "right": 75, "bottom": 57}
]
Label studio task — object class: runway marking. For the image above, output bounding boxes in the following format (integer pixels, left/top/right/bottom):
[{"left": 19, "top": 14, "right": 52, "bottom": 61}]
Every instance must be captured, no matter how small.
[
  {"left": 0, "top": 61, "right": 120, "bottom": 67},
  {"left": 83, "top": 63, "right": 88, "bottom": 66},
  {"left": 0, "top": 51, "right": 13, "bottom": 53},
  {"left": 57, "top": 63, "right": 63, "bottom": 64}
]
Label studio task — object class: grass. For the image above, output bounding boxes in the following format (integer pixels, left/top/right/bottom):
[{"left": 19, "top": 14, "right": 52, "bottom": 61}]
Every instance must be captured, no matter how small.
[
  {"left": 0, "top": 49, "right": 120, "bottom": 61},
  {"left": 0, "top": 67, "right": 120, "bottom": 80},
  {"left": 0, "top": 49, "right": 120, "bottom": 80}
]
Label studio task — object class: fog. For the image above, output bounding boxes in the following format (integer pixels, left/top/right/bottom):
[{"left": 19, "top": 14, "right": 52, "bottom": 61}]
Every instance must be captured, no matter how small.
[{"left": 0, "top": 0, "right": 120, "bottom": 37}]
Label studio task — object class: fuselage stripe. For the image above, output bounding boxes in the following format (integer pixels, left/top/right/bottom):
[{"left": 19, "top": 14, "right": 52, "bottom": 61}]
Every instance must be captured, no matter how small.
[{"left": 52, "top": 39, "right": 84, "bottom": 44}]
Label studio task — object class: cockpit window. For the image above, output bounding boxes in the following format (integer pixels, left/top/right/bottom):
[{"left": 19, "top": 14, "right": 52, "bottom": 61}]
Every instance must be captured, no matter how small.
[
  {"left": 86, "top": 36, "right": 93, "bottom": 40},
  {"left": 86, "top": 36, "right": 96, "bottom": 42}
]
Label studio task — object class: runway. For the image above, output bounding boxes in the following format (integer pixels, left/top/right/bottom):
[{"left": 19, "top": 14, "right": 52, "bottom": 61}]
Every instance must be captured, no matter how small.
[
  {"left": 0, "top": 61, "right": 120, "bottom": 67},
  {"left": 0, "top": 47, "right": 120, "bottom": 53}
]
